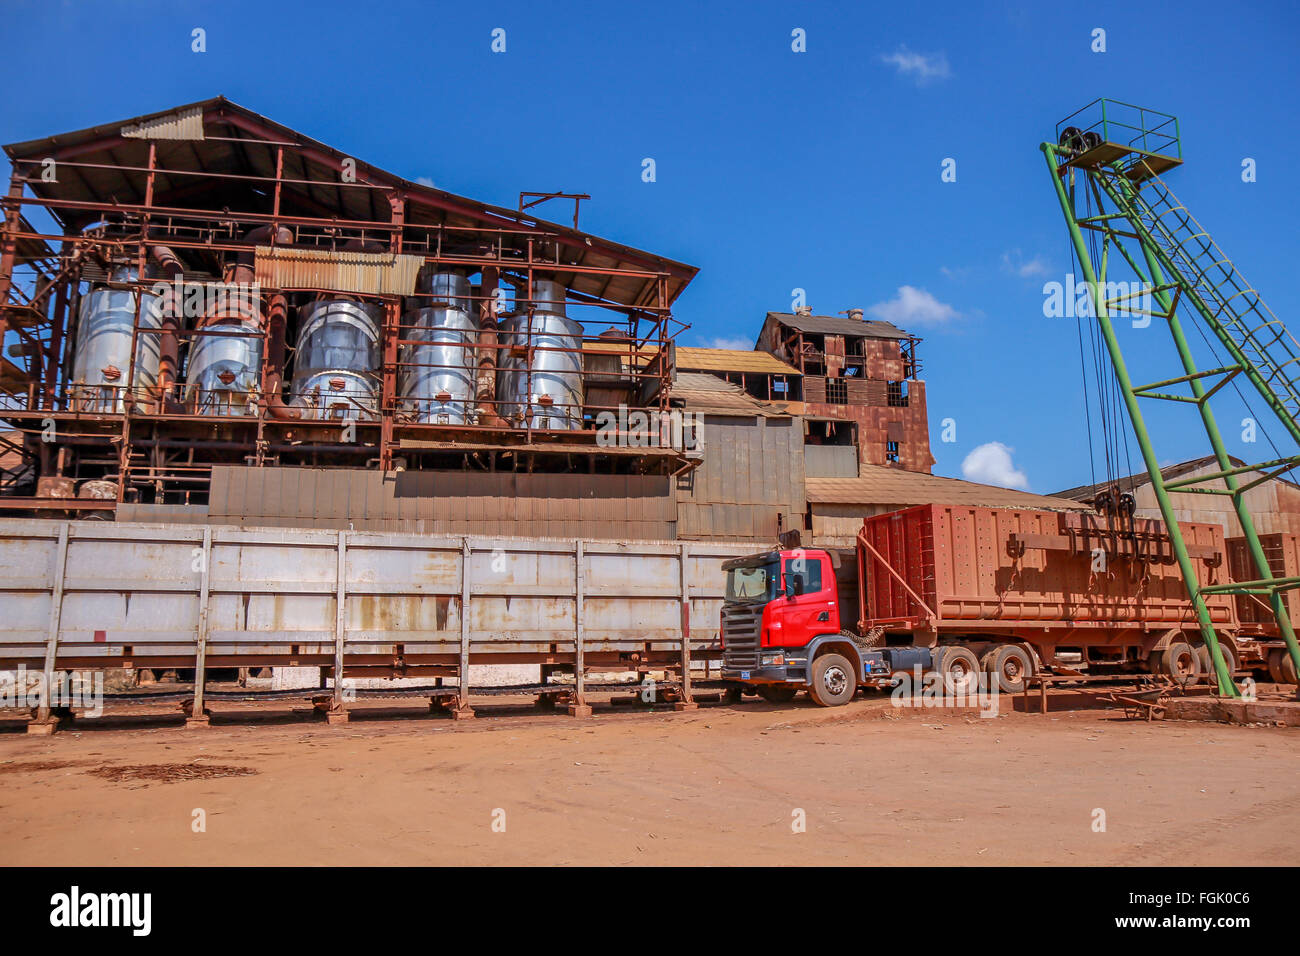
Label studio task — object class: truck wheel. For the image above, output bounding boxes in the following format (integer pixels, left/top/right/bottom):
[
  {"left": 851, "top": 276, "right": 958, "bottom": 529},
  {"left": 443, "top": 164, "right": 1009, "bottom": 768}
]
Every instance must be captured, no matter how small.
[
  {"left": 985, "top": 645, "right": 1033, "bottom": 694},
  {"left": 756, "top": 685, "right": 799, "bottom": 704},
  {"left": 1270, "top": 648, "right": 1299, "bottom": 685},
  {"left": 808, "top": 653, "right": 856, "bottom": 707},
  {"left": 935, "top": 646, "right": 981, "bottom": 695},
  {"left": 1196, "top": 643, "right": 1236, "bottom": 688},
  {"left": 1159, "top": 642, "right": 1201, "bottom": 686}
]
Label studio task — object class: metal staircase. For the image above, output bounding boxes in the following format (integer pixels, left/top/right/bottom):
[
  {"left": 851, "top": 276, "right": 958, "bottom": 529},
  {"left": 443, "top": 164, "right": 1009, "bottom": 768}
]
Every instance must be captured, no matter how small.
[{"left": 1097, "top": 168, "right": 1300, "bottom": 439}]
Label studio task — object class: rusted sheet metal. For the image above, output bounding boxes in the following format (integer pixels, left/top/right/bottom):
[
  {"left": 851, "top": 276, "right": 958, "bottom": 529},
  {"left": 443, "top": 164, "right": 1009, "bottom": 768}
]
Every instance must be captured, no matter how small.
[
  {"left": 859, "top": 504, "right": 1235, "bottom": 630},
  {"left": 209, "top": 466, "right": 677, "bottom": 540},
  {"left": 0, "top": 518, "right": 754, "bottom": 669},
  {"left": 676, "top": 416, "right": 805, "bottom": 541},
  {"left": 254, "top": 246, "right": 423, "bottom": 296}
]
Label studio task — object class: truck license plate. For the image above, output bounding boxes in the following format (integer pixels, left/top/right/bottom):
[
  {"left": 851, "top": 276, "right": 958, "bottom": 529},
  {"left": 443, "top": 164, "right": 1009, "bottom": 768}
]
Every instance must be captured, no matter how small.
[{"left": 740, "top": 671, "right": 750, "bottom": 680}]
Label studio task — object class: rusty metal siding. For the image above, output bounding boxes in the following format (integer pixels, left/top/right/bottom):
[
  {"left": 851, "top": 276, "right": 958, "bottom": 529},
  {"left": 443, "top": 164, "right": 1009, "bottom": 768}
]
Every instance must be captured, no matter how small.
[
  {"left": 676, "top": 416, "right": 805, "bottom": 541},
  {"left": 804, "top": 444, "right": 858, "bottom": 479},
  {"left": 208, "top": 466, "right": 676, "bottom": 540},
  {"left": 0, "top": 518, "right": 755, "bottom": 669}
]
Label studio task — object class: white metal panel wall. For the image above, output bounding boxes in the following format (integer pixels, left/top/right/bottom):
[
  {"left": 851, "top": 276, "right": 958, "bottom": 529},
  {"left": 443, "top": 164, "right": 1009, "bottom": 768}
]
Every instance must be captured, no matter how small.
[{"left": 0, "top": 519, "right": 757, "bottom": 666}]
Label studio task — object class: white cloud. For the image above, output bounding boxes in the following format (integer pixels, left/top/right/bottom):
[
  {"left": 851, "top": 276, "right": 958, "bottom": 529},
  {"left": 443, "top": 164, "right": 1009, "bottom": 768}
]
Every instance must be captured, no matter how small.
[
  {"left": 1001, "top": 249, "right": 1050, "bottom": 279},
  {"left": 415, "top": 176, "right": 435, "bottom": 187},
  {"left": 866, "top": 286, "right": 960, "bottom": 327},
  {"left": 962, "top": 442, "right": 1029, "bottom": 490},
  {"left": 879, "top": 45, "right": 951, "bottom": 84},
  {"left": 700, "top": 336, "right": 755, "bottom": 351}
]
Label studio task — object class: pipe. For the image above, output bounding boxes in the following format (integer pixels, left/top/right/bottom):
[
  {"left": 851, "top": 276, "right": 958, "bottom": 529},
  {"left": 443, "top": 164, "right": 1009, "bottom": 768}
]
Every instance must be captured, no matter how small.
[
  {"left": 262, "top": 289, "right": 300, "bottom": 419},
  {"left": 230, "top": 223, "right": 291, "bottom": 286},
  {"left": 148, "top": 240, "right": 183, "bottom": 412},
  {"left": 476, "top": 267, "right": 504, "bottom": 426}
]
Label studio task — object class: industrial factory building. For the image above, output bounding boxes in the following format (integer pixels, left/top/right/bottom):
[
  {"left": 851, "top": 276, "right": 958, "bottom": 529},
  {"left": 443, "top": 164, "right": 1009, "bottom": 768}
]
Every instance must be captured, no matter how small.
[{"left": 0, "top": 98, "right": 1082, "bottom": 544}]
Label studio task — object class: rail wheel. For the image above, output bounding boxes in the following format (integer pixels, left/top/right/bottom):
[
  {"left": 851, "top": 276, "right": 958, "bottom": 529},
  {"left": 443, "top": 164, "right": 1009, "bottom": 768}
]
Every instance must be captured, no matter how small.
[
  {"left": 1159, "top": 642, "right": 1201, "bottom": 687},
  {"left": 808, "top": 653, "right": 856, "bottom": 707},
  {"left": 935, "top": 646, "right": 981, "bottom": 696},
  {"left": 1196, "top": 643, "right": 1237, "bottom": 689},
  {"left": 985, "top": 645, "right": 1033, "bottom": 694},
  {"left": 756, "top": 684, "right": 799, "bottom": 704}
]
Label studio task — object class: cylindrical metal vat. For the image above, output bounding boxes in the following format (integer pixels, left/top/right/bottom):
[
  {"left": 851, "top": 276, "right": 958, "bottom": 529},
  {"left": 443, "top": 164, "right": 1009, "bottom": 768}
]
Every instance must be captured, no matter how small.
[
  {"left": 290, "top": 298, "right": 381, "bottom": 420},
  {"left": 69, "top": 266, "right": 163, "bottom": 413},
  {"left": 184, "top": 301, "right": 263, "bottom": 416},
  {"left": 496, "top": 279, "right": 583, "bottom": 429},
  {"left": 399, "top": 272, "right": 479, "bottom": 425}
]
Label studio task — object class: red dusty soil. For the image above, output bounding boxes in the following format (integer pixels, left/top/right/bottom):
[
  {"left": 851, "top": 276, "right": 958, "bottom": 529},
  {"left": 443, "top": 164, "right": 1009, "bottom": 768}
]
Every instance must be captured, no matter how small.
[{"left": 1, "top": 691, "right": 1297, "bottom": 866}]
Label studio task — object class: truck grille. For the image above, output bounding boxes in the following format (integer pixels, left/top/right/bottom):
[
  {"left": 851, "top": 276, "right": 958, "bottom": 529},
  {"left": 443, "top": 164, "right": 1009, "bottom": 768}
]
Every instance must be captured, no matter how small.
[{"left": 722, "top": 603, "right": 762, "bottom": 668}]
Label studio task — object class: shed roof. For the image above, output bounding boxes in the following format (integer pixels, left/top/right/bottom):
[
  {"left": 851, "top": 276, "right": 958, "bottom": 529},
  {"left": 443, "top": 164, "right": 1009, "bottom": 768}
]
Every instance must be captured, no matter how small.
[
  {"left": 766, "top": 311, "right": 912, "bottom": 340},
  {"left": 583, "top": 343, "right": 800, "bottom": 375},
  {"left": 670, "top": 372, "right": 786, "bottom": 417},
  {"left": 4, "top": 97, "right": 697, "bottom": 310},
  {"left": 1051, "top": 455, "right": 1300, "bottom": 501},
  {"left": 807, "top": 465, "right": 1090, "bottom": 511}
]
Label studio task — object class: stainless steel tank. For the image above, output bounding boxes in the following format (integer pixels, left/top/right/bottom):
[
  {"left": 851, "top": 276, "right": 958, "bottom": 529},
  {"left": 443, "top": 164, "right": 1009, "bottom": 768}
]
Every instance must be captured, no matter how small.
[
  {"left": 399, "top": 272, "right": 479, "bottom": 425},
  {"left": 184, "top": 303, "right": 263, "bottom": 416},
  {"left": 69, "top": 266, "right": 163, "bottom": 413},
  {"left": 496, "top": 279, "right": 583, "bottom": 429},
  {"left": 290, "top": 298, "right": 382, "bottom": 420}
]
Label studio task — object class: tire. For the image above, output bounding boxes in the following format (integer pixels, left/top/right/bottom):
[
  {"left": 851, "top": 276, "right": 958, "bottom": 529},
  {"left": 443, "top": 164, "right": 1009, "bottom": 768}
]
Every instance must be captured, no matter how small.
[
  {"left": 1196, "top": 643, "right": 1237, "bottom": 689},
  {"left": 985, "top": 644, "right": 1033, "bottom": 694},
  {"left": 935, "top": 645, "right": 981, "bottom": 696},
  {"left": 1159, "top": 642, "right": 1201, "bottom": 686},
  {"left": 1270, "top": 648, "right": 1299, "bottom": 685},
  {"left": 808, "top": 653, "right": 856, "bottom": 707},
  {"left": 756, "top": 684, "right": 799, "bottom": 704}
]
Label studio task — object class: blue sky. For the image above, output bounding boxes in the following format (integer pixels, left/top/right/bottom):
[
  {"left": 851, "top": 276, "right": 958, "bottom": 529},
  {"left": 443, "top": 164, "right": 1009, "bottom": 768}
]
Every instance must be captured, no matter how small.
[{"left": 4, "top": 0, "right": 1298, "bottom": 493}]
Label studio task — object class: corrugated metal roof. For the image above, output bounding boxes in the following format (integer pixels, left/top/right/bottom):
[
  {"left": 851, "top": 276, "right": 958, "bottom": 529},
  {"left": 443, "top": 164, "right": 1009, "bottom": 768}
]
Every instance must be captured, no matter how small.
[
  {"left": 254, "top": 246, "right": 423, "bottom": 296},
  {"left": 584, "top": 343, "right": 800, "bottom": 375},
  {"left": 4, "top": 96, "right": 697, "bottom": 310},
  {"left": 807, "top": 465, "right": 1090, "bottom": 511},
  {"left": 670, "top": 372, "right": 786, "bottom": 417},
  {"left": 120, "top": 105, "right": 205, "bottom": 141},
  {"left": 1051, "top": 455, "right": 1300, "bottom": 501},
  {"left": 677, "top": 347, "right": 798, "bottom": 374},
  {"left": 766, "top": 311, "right": 912, "bottom": 340}
]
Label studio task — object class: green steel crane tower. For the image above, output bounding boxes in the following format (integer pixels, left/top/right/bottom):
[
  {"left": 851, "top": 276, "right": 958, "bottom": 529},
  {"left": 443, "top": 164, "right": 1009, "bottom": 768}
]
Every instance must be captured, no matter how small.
[{"left": 1043, "top": 99, "right": 1300, "bottom": 698}]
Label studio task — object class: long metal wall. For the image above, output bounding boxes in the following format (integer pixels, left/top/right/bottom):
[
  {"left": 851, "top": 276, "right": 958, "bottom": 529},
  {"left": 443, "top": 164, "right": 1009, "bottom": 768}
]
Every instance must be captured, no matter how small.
[{"left": 0, "top": 518, "right": 756, "bottom": 718}]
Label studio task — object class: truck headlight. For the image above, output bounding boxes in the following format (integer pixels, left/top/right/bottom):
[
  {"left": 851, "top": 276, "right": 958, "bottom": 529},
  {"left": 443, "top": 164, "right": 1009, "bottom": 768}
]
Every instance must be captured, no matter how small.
[{"left": 760, "top": 653, "right": 785, "bottom": 667}]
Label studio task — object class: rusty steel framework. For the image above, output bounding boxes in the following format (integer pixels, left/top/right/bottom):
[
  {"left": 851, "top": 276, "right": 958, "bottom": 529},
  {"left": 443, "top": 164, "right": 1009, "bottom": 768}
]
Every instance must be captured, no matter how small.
[{"left": 0, "top": 98, "right": 699, "bottom": 514}]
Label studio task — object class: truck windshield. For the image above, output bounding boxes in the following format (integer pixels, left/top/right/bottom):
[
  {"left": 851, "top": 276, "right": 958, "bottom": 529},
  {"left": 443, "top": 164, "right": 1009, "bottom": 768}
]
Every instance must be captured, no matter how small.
[{"left": 725, "top": 560, "right": 780, "bottom": 604}]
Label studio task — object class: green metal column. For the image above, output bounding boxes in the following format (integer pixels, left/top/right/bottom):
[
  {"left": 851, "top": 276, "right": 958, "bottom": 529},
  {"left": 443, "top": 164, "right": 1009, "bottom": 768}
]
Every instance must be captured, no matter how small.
[{"left": 1042, "top": 144, "right": 1239, "bottom": 694}]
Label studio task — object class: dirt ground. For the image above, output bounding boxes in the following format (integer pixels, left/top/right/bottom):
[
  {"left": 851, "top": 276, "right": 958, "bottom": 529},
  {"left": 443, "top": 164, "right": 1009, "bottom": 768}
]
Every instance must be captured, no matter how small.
[{"left": 2, "top": 690, "right": 1298, "bottom": 866}]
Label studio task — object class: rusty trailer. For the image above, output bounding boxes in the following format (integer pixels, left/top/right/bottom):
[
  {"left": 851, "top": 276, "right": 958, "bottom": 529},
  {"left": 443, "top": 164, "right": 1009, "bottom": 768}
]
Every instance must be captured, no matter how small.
[{"left": 856, "top": 504, "right": 1245, "bottom": 680}]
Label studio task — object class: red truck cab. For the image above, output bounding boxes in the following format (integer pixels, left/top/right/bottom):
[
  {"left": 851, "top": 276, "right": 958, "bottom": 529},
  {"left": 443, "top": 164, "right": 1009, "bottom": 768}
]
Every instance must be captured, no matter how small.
[{"left": 719, "top": 548, "right": 893, "bottom": 705}]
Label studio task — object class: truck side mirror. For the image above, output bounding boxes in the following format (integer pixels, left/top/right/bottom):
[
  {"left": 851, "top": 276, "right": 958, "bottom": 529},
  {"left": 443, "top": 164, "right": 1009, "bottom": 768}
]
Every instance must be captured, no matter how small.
[{"left": 784, "top": 577, "right": 795, "bottom": 599}]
